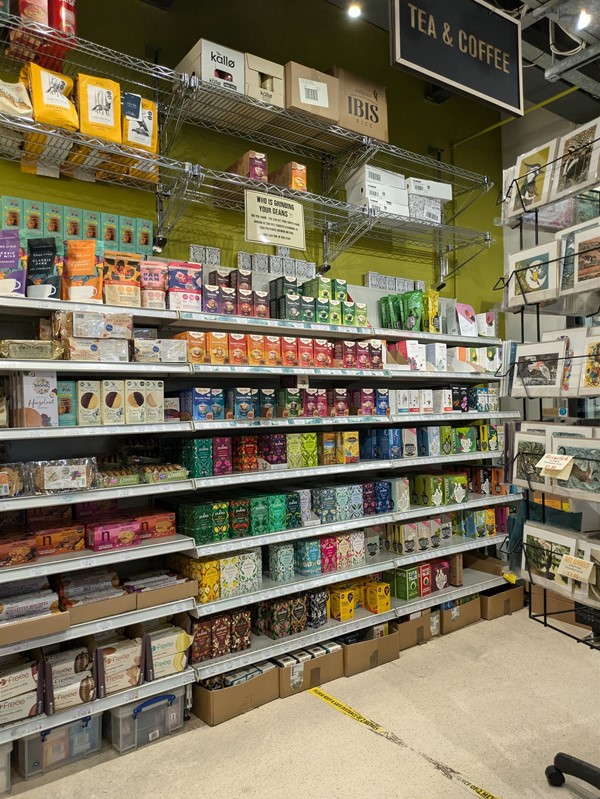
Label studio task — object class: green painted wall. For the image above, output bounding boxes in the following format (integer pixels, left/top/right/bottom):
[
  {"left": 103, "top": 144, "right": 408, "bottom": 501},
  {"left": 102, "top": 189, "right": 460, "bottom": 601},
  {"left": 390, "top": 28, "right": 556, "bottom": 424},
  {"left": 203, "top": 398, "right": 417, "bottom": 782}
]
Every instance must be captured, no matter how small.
[{"left": 0, "top": 0, "right": 504, "bottom": 312}]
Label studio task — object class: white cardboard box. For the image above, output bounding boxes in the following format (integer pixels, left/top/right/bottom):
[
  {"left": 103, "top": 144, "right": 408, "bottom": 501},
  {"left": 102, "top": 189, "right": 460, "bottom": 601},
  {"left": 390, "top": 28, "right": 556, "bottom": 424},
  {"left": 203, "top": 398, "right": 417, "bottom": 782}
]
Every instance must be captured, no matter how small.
[
  {"left": 408, "top": 195, "right": 442, "bottom": 224},
  {"left": 245, "top": 53, "right": 284, "bottom": 107},
  {"left": 406, "top": 177, "right": 452, "bottom": 202},
  {"left": 345, "top": 164, "right": 406, "bottom": 191},
  {"left": 354, "top": 196, "right": 409, "bottom": 217},
  {"left": 176, "top": 39, "right": 244, "bottom": 94},
  {"left": 346, "top": 181, "right": 408, "bottom": 207}
]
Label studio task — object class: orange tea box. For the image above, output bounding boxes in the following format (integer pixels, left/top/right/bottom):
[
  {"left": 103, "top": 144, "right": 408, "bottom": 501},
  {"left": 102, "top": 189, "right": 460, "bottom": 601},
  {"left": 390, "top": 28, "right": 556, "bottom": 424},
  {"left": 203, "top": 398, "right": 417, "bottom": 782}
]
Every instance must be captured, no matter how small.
[
  {"left": 228, "top": 333, "right": 247, "bottom": 365},
  {"left": 265, "top": 335, "right": 281, "bottom": 366},
  {"left": 297, "top": 338, "right": 314, "bottom": 368},
  {"left": 281, "top": 337, "right": 297, "bottom": 367},
  {"left": 247, "top": 334, "right": 265, "bottom": 366},
  {"left": 208, "top": 332, "right": 228, "bottom": 365}
]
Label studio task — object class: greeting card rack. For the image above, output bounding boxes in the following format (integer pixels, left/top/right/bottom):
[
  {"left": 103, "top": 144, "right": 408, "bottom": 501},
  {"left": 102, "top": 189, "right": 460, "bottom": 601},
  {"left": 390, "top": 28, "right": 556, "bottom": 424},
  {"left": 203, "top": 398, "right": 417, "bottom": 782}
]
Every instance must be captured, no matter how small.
[{"left": 499, "top": 206, "right": 600, "bottom": 792}]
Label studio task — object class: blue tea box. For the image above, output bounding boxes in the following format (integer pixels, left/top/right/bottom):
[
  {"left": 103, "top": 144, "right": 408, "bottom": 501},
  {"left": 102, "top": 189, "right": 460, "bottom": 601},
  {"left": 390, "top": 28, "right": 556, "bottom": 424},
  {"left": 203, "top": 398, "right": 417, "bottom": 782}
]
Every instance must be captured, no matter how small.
[
  {"left": 374, "top": 481, "right": 392, "bottom": 514},
  {"left": 360, "top": 429, "right": 377, "bottom": 461},
  {"left": 210, "top": 388, "right": 225, "bottom": 421},
  {"left": 295, "top": 539, "right": 322, "bottom": 576},
  {"left": 375, "top": 388, "right": 390, "bottom": 415},
  {"left": 226, "top": 387, "right": 258, "bottom": 419},
  {"left": 191, "top": 387, "right": 212, "bottom": 420}
]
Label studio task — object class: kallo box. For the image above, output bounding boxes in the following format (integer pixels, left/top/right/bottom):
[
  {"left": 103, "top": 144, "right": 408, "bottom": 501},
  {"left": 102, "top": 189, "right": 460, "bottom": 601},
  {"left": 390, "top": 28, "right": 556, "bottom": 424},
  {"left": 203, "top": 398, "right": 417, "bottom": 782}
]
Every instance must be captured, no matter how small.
[
  {"left": 332, "top": 66, "right": 388, "bottom": 140},
  {"left": 176, "top": 39, "right": 244, "bottom": 94},
  {"left": 245, "top": 53, "right": 284, "bottom": 107}
]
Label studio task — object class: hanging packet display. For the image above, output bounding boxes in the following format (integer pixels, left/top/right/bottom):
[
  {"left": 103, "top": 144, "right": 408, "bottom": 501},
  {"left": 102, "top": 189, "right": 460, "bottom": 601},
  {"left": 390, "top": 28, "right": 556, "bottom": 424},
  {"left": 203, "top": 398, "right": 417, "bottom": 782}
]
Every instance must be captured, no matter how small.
[
  {"left": 62, "top": 239, "right": 102, "bottom": 302},
  {"left": 21, "top": 62, "right": 79, "bottom": 131},
  {"left": 122, "top": 98, "right": 159, "bottom": 154},
  {"left": 77, "top": 74, "right": 121, "bottom": 143},
  {"left": 102, "top": 250, "right": 141, "bottom": 307}
]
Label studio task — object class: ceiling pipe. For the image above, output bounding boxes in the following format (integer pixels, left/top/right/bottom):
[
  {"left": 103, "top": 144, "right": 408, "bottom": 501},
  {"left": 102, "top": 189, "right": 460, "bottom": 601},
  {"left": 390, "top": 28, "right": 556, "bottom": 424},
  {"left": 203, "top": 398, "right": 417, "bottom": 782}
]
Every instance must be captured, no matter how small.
[{"left": 545, "top": 38, "right": 600, "bottom": 80}]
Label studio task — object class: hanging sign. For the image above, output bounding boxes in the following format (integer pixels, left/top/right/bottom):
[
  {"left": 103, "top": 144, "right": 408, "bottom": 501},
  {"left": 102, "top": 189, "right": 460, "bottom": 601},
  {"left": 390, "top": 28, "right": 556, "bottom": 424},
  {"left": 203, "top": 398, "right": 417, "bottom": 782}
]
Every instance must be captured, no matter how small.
[
  {"left": 390, "top": 0, "right": 523, "bottom": 116},
  {"left": 245, "top": 190, "right": 306, "bottom": 251},
  {"left": 535, "top": 453, "right": 574, "bottom": 480}
]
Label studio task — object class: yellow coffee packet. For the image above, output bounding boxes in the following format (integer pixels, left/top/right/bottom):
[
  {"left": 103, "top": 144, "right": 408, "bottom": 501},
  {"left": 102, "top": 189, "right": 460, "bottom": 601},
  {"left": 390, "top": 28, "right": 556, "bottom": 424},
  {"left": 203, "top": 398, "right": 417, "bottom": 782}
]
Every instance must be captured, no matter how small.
[
  {"left": 77, "top": 74, "right": 121, "bottom": 143},
  {"left": 122, "top": 98, "right": 158, "bottom": 154},
  {"left": 21, "top": 63, "right": 78, "bottom": 131}
]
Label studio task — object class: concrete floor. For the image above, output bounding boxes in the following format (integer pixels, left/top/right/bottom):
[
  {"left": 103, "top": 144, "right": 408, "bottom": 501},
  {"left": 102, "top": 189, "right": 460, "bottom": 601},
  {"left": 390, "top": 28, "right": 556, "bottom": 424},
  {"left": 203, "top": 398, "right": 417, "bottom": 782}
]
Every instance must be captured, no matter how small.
[{"left": 11, "top": 611, "right": 600, "bottom": 799}]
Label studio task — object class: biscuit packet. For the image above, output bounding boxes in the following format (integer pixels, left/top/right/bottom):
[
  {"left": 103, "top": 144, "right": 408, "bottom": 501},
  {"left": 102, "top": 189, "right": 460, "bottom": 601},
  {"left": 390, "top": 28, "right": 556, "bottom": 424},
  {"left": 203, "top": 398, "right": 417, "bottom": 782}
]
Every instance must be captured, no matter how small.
[
  {"left": 0, "top": 463, "right": 30, "bottom": 497},
  {"left": 103, "top": 250, "right": 141, "bottom": 307},
  {"left": 21, "top": 62, "right": 78, "bottom": 130},
  {"left": 122, "top": 98, "right": 159, "bottom": 154},
  {"left": 28, "top": 457, "right": 98, "bottom": 495},
  {"left": 62, "top": 239, "right": 102, "bottom": 302},
  {"left": 77, "top": 74, "right": 121, "bottom": 143},
  {"left": 0, "top": 78, "right": 33, "bottom": 118}
]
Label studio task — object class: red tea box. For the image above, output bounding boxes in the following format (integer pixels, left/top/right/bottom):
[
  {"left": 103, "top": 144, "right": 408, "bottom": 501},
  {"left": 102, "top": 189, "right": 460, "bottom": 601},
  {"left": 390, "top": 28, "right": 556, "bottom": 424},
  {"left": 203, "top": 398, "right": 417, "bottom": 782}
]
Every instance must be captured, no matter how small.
[
  {"left": 301, "top": 388, "right": 320, "bottom": 417},
  {"left": 220, "top": 287, "right": 237, "bottom": 316},
  {"left": 237, "top": 289, "right": 253, "bottom": 317},
  {"left": 313, "top": 338, "right": 333, "bottom": 368},
  {"left": 418, "top": 563, "right": 432, "bottom": 596},
  {"left": 212, "top": 437, "right": 233, "bottom": 475},
  {"left": 334, "top": 340, "right": 357, "bottom": 368},
  {"left": 265, "top": 335, "right": 281, "bottom": 366},
  {"left": 233, "top": 436, "right": 259, "bottom": 472},
  {"left": 228, "top": 333, "right": 248, "bottom": 365},
  {"left": 320, "top": 536, "right": 337, "bottom": 573},
  {"left": 316, "top": 388, "right": 328, "bottom": 417},
  {"left": 247, "top": 334, "right": 265, "bottom": 365},
  {"left": 356, "top": 341, "right": 372, "bottom": 369},
  {"left": 297, "top": 338, "right": 314, "bottom": 368},
  {"left": 253, "top": 290, "right": 269, "bottom": 319},
  {"left": 369, "top": 339, "right": 383, "bottom": 369},
  {"left": 327, "top": 387, "right": 348, "bottom": 416}
]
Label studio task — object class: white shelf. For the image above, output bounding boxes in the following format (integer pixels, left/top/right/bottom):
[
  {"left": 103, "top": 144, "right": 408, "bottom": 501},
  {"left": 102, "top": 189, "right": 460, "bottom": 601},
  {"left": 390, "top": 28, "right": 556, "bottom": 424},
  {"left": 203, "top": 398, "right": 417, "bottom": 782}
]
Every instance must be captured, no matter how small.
[
  {"left": 190, "top": 494, "right": 521, "bottom": 558},
  {"left": 373, "top": 328, "right": 502, "bottom": 347},
  {"left": 0, "top": 296, "right": 177, "bottom": 323},
  {"left": 191, "top": 363, "right": 386, "bottom": 378},
  {"left": 0, "top": 422, "right": 194, "bottom": 441},
  {"left": 192, "top": 554, "right": 396, "bottom": 617},
  {"left": 0, "top": 597, "right": 197, "bottom": 659},
  {"left": 0, "top": 360, "right": 192, "bottom": 375},
  {"left": 192, "top": 535, "right": 506, "bottom": 617},
  {"left": 0, "top": 670, "right": 196, "bottom": 745},
  {"left": 0, "top": 535, "right": 194, "bottom": 586},
  {"left": 0, "top": 479, "right": 196, "bottom": 512},
  {"left": 193, "top": 569, "right": 506, "bottom": 679}
]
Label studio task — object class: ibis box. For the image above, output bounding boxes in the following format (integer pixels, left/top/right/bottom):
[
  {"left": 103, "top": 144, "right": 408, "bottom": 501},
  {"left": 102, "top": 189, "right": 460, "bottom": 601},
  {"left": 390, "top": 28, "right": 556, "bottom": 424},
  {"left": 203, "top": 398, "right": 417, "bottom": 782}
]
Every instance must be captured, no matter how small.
[
  {"left": 278, "top": 648, "right": 343, "bottom": 697},
  {"left": 332, "top": 67, "right": 388, "bottom": 141},
  {"left": 284, "top": 62, "right": 339, "bottom": 123},
  {"left": 192, "top": 668, "right": 279, "bottom": 726},
  {"left": 245, "top": 53, "right": 284, "bottom": 107},
  {"left": 342, "top": 630, "right": 399, "bottom": 677},
  {"left": 175, "top": 39, "right": 244, "bottom": 93}
]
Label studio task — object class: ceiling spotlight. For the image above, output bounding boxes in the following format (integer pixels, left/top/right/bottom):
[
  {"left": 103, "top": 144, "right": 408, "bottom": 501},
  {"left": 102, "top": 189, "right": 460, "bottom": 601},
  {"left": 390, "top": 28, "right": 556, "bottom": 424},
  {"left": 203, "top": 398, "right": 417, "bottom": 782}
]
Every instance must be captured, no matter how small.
[
  {"left": 347, "top": 3, "right": 362, "bottom": 18},
  {"left": 577, "top": 8, "right": 592, "bottom": 30}
]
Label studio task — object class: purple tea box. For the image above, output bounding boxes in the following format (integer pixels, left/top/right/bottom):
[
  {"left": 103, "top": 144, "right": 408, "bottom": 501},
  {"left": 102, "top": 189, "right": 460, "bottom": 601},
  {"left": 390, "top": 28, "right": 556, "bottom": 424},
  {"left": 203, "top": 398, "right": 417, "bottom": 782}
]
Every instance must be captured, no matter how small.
[
  {"left": 362, "top": 482, "right": 376, "bottom": 515},
  {"left": 374, "top": 480, "right": 392, "bottom": 513},
  {"left": 316, "top": 388, "right": 328, "bottom": 417},
  {"left": 301, "top": 388, "right": 320, "bottom": 417},
  {"left": 202, "top": 284, "right": 221, "bottom": 314},
  {"left": 212, "top": 437, "right": 233, "bottom": 475},
  {"left": 258, "top": 433, "right": 288, "bottom": 469},
  {"left": 350, "top": 388, "right": 375, "bottom": 416},
  {"left": 220, "top": 286, "right": 237, "bottom": 316}
]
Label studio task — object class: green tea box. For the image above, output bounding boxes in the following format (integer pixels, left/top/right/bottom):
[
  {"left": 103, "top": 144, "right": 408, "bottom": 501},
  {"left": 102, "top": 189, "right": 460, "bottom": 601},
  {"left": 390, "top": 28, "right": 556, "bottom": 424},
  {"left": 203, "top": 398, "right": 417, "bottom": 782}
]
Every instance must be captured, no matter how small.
[
  {"left": 285, "top": 492, "right": 302, "bottom": 529},
  {"left": 440, "top": 426, "right": 454, "bottom": 456},
  {"left": 329, "top": 299, "right": 342, "bottom": 325},
  {"left": 277, "top": 388, "right": 301, "bottom": 417},
  {"left": 443, "top": 474, "right": 469, "bottom": 505},
  {"left": 396, "top": 565, "right": 419, "bottom": 601},
  {"left": 268, "top": 493, "right": 287, "bottom": 532},
  {"left": 286, "top": 433, "right": 303, "bottom": 469},
  {"left": 266, "top": 599, "right": 291, "bottom": 640},
  {"left": 332, "top": 278, "right": 347, "bottom": 301},
  {"left": 383, "top": 569, "right": 397, "bottom": 598},
  {"left": 417, "top": 520, "right": 431, "bottom": 551},
  {"left": 237, "top": 551, "right": 260, "bottom": 594},
  {"left": 342, "top": 301, "right": 355, "bottom": 326},
  {"left": 269, "top": 542, "right": 295, "bottom": 582},
  {"left": 219, "top": 556, "right": 240, "bottom": 598},
  {"left": 300, "top": 432, "right": 318, "bottom": 468},
  {"left": 315, "top": 297, "right": 330, "bottom": 324},
  {"left": 300, "top": 296, "right": 316, "bottom": 323},
  {"left": 414, "top": 475, "right": 444, "bottom": 508},
  {"left": 250, "top": 496, "right": 270, "bottom": 536},
  {"left": 452, "top": 426, "right": 478, "bottom": 454},
  {"left": 229, "top": 497, "right": 251, "bottom": 538},
  {"left": 355, "top": 302, "right": 368, "bottom": 327}
]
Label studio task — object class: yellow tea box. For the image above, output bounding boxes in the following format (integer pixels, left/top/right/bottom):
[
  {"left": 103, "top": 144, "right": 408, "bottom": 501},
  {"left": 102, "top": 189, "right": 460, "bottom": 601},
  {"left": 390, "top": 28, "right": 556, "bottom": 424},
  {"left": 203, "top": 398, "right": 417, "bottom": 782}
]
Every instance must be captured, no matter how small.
[
  {"left": 199, "top": 559, "right": 220, "bottom": 604},
  {"left": 330, "top": 588, "right": 355, "bottom": 622},
  {"left": 336, "top": 431, "right": 359, "bottom": 463},
  {"left": 145, "top": 380, "right": 164, "bottom": 424},
  {"left": 101, "top": 380, "right": 124, "bottom": 425},
  {"left": 77, "top": 74, "right": 122, "bottom": 143},
  {"left": 122, "top": 98, "right": 159, "bottom": 154},
  {"left": 365, "top": 581, "right": 391, "bottom": 614},
  {"left": 77, "top": 380, "right": 100, "bottom": 426},
  {"left": 125, "top": 379, "right": 146, "bottom": 424}
]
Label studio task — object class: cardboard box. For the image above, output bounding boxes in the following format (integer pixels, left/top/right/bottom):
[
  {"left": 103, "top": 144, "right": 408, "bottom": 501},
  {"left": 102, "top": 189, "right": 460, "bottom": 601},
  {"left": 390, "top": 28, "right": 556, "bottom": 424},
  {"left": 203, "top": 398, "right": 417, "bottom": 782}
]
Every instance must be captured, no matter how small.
[
  {"left": 391, "top": 610, "right": 431, "bottom": 651},
  {"left": 192, "top": 667, "right": 279, "bottom": 726},
  {"left": 440, "top": 596, "right": 481, "bottom": 635},
  {"left": 245, "top": 53, "right": 284, "bottom": 107},
  {"left": 176, "top": 38, "right": 244, "bottom": 93},
  {"left": 464, "top": 553, "right": 504, "bottom": 577},
  {"left": 67, "top": 592, "right": 136, "bottom": 626},
  {"left": 284, "top": 62, "right": 339, "bottom": 123},
  {"left": 0, "top": 611, "right": 69, "bottom": 647},
  {"left": 332, "top": 66, "right": 388, "bottom": 141},
  {"left": 342, "top": 630, "right": 399, "bottom": 677},
  {"left": 134, "top": 579, "right": 198, "bottom": 610},
  {"left": 529, "top": 584, "right": 591, "bottom": 630},
  {"left": 480, "top": 585, "right": 524, "bottom": 620},
  {"left": 278, "top": 648, "right": 343, "bottom": 697}
]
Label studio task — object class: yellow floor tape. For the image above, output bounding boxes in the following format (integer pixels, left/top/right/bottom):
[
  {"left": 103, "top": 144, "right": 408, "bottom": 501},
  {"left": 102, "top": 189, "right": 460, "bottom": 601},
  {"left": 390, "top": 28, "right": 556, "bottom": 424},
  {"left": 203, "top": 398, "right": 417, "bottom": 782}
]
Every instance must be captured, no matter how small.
[{"left": 310, "top": 687, "right": 504, "bottom": 799}]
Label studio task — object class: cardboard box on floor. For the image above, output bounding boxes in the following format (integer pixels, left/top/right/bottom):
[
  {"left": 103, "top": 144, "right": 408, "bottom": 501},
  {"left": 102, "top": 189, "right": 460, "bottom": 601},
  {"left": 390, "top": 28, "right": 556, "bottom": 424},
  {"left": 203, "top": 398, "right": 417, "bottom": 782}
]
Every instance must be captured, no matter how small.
[
  {"left": 529, "top": 584, "right": 592, "bottom": 630},
  {"left": 342, "top": 630, "right": 400, "bottom": 677},
  {"left": 192, "top": 668, "right": 279, "bottom": 726},
  {"left": 390, "top": 609, "right": 431, "bottom": 651},
  {"left": 440, "top": 596, "right": 481, "bottom": 635},
  {"left": 279, "top": 648, "right": 343, "bottom": 698},
  {"left": 480, "top": 584, "right": 524, "bottom": 620}
]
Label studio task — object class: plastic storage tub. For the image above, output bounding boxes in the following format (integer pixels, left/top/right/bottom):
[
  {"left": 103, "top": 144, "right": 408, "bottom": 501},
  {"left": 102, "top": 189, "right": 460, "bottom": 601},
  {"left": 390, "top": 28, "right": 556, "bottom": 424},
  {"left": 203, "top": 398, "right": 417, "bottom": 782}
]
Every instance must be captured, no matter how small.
[
  {"left": 0, "top": 742, "right": 11, "bottom": 795},
  {"left": 103, "top": 686, "right": 185, "bottom": 754},
  {"left": 16, "top": 716, "right": 101, "bottom": 779}
]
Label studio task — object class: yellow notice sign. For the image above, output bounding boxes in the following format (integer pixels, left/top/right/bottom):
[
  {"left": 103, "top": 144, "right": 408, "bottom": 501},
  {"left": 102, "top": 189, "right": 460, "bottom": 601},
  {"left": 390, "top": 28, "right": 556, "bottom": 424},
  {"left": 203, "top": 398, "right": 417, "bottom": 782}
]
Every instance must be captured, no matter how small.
[
  {"left": 535, "top": 453, "right": 574, "bottom": 480},
  {"left": 245, "top": 190, "right": 306, "bottom": 250},
  {"left": 556, "top": 554, "right": 595, "bottom": 583}
]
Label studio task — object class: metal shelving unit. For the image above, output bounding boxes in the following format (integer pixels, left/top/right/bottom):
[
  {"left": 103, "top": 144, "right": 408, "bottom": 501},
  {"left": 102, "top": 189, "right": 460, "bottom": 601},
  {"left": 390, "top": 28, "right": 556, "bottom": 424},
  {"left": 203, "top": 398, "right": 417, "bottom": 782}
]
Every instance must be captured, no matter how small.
[{"left": 194, "top": 569, "right": 507, "bottom": 680}]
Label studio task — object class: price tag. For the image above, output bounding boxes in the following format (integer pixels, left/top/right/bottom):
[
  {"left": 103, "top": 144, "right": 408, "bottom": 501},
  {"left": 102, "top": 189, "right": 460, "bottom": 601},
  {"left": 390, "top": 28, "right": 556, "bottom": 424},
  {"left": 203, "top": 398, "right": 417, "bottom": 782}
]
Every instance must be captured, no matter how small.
[
  {"left": 124, "top": 691, "right": 139, "bottom": 702},
  {"left": 536, "top": 453, "right": 574, "bottom": 480},
  {"left": 30, "top": 565, "right": 48, "bottom": 576},
  {"left": 96, "top": 620, "right": 114, "bottom": 632},
  {"left": 74, "top": 705, "right": 93, "bottom": 719},
  {"left": 557, "top": 554, "right": 595, "bottom": 582},
  {"left": 121, "top": 551, "right": 136, "bottom": 561},
  {"left": 173, "top": 602, "right": 188, "bottom": 613},
  {"left": 18, "top": 720, "right": 44, "bottom": 736}
]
